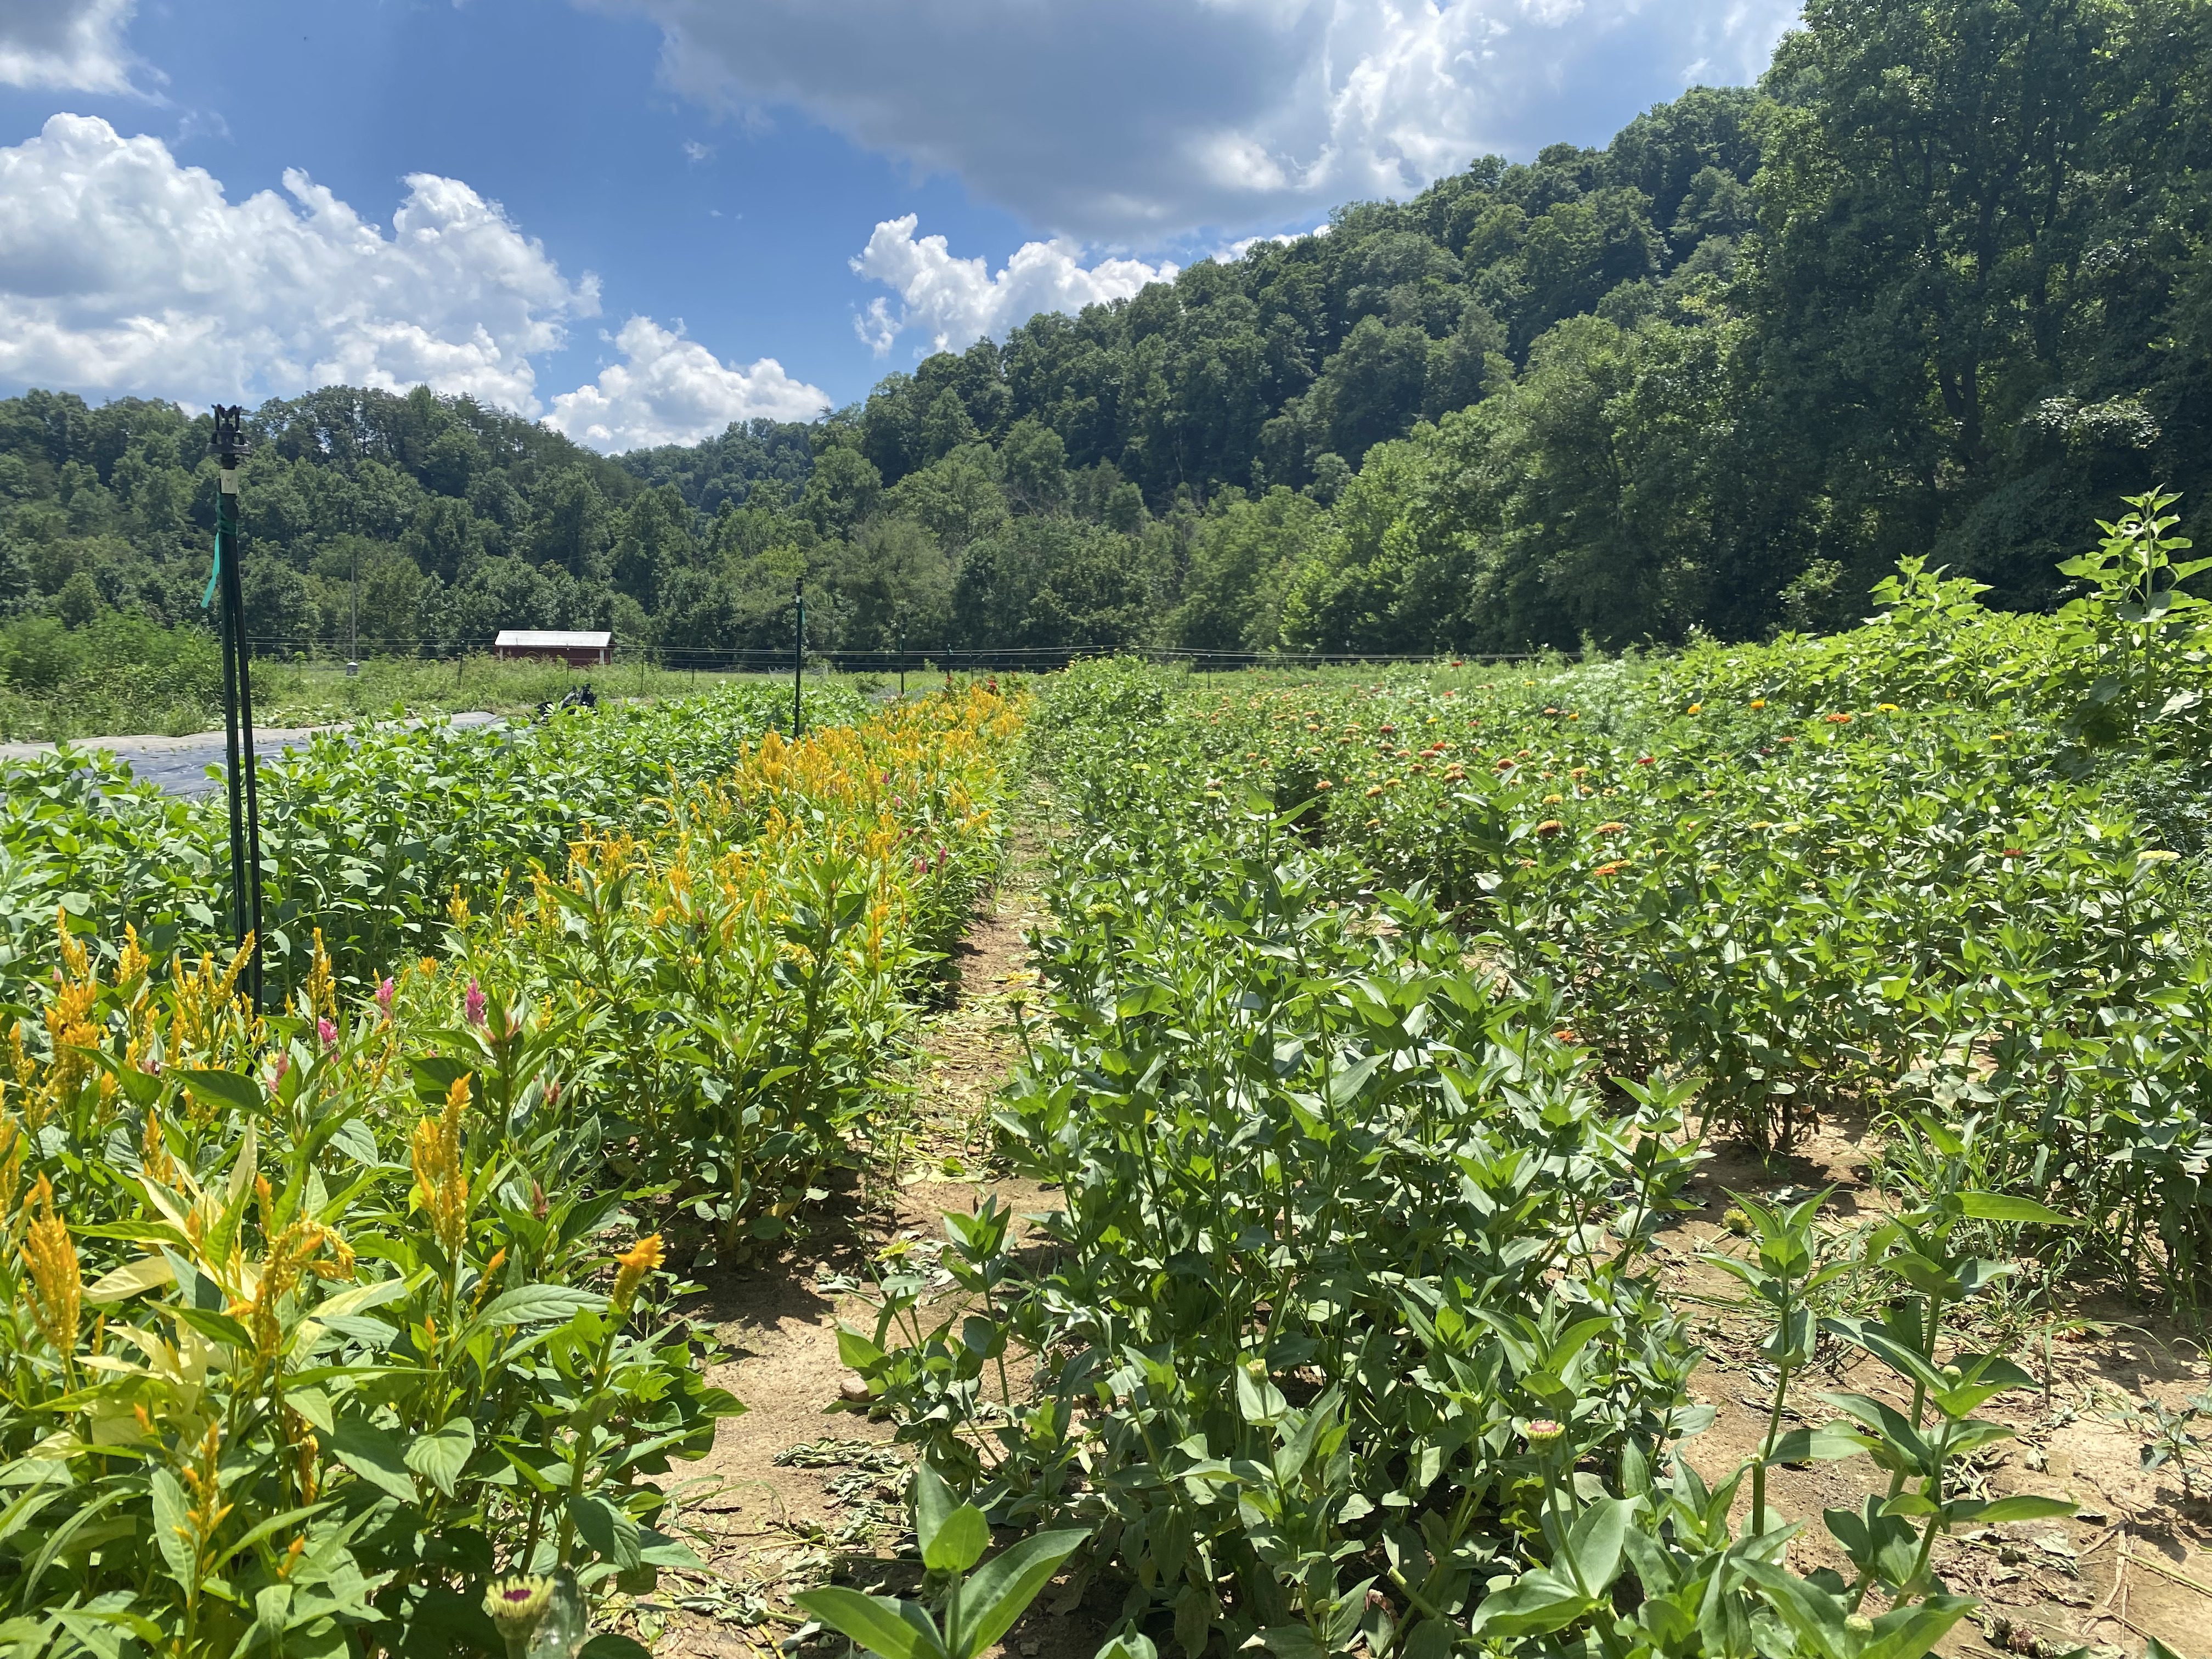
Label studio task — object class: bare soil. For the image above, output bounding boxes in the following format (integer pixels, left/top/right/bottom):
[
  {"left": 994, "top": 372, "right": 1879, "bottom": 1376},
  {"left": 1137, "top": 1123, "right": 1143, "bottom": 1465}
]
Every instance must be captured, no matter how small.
[{"left": 639, "top": 832, "right": 1108, "bottom": 1659}]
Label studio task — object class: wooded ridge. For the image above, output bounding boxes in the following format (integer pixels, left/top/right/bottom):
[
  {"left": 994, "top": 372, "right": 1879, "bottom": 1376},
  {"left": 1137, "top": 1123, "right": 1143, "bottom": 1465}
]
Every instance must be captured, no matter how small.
[{"left": 3, "top": 0, "right": 2208, "bottom": 665}]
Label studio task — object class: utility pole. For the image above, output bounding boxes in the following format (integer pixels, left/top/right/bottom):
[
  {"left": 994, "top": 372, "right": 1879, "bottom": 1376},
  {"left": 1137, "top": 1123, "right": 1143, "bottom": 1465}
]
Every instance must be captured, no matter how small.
[
  {"left": 206, "top": 406, "right": 264, "bottom": 1008},
  {"left": 897, "top": 616, "right": 906, "bottom": 701},
  {"left": 791, "top": 578, "right": 805, "bottom": 738},
  {"left": 347, "top": 539, "right": 359, "bottom": 676}
]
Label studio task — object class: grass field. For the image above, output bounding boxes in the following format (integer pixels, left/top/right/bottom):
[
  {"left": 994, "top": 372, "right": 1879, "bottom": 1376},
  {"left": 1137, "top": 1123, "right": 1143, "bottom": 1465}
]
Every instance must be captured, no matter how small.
[{"left": 247, "top": 653, "right": 837, "bottom": 727}]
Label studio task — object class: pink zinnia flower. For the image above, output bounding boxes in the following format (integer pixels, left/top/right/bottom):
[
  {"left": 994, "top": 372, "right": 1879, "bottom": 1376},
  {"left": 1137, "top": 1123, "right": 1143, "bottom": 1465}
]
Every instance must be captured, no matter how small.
[{"left": 465, "top": 980, "right": 487, "bottom": 1027}]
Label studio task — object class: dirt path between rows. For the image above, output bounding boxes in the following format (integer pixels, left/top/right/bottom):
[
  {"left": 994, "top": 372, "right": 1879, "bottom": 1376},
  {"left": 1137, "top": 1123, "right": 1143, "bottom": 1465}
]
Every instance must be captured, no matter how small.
[{"left": 639, "top": 826, "right": 1103, "bottom": 1659}]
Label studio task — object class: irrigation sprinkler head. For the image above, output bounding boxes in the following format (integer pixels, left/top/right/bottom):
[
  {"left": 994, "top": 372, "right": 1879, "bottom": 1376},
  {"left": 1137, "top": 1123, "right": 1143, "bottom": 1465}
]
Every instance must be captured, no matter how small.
[{"left": 210, "top": 405, "right": 252, "bottom": 468}]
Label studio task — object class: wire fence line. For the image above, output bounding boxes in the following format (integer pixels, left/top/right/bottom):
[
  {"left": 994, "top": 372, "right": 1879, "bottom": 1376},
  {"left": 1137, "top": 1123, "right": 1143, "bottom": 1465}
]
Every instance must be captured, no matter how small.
[{"left": 245, "top": 637, "right": 1583, "bottom": 674}]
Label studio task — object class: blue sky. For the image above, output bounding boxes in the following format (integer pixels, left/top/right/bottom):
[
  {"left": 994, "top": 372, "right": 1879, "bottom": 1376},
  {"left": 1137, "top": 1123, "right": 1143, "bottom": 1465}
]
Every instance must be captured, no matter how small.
[{"left": 0, "top": 0, "right": 1800, "bottom": 450}]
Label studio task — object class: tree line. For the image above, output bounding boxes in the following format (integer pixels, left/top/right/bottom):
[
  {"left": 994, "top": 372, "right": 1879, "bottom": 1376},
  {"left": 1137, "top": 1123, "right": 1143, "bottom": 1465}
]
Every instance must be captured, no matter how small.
[{"left": 3, "top": 0, "right": 2208, "bottom": 666}]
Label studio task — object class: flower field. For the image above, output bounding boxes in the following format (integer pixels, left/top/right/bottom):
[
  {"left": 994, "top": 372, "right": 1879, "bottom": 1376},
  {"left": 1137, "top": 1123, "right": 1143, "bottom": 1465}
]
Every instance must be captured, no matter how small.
[
  {"left": 828, "top": 516, "right": 2212, "bottom": 1659},
  {"left": 0, "top": 685, "right": 1018, "bottom": 1656},
  {"left": 5, "top": 505, "right": 2212, "bottom": 1659},
  {"left": 1023, "top": 656, "right": 2212, "bottom": 1300}
]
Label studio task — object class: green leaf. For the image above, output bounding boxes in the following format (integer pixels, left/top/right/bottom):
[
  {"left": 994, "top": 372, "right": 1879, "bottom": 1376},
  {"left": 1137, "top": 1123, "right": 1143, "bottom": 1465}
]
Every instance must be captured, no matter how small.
[
  {"left": 1236, "top": 1365, "right": 1288, "bottom": 1426},
  {"left": 579, "top": 1639, "right": 655, "bottom": 1659},
  {"left": 1114, "top": 983, "right": 1175, "bottom": 1020},
  {"left": 571, "top": 1493, "right": 642, "bottom": 1571},
  {"left": 911, "top": 1466, "right": 984, "bottom": 1573},
  {"left": 1735, "top": 1559, "right": 1846, "bottom": 1654},
  {"left": 1466, "top": 1568, "right": 1591, "bottom": 1639},
  {"left": 169, "top": 1304, "right": 253, "bottom": 1350},
  {"left": 404, "top": 1417, "right": 477, "bottom": 1498},
  {"left": 1560, "top": 1496, "right": 1637, "bottom": 1595},
  {"left": 84, "top": 1255, "right": 174, "bottom": 1306},
  {"left": 177, "top": 1068, "right": 265, "bottom": 1116},
  {"left": 331, "top": 1418, "right": 416, "bottom": 1502},
  {"left": 638, "top": 1527, "right": 709, "bottom": 1572},
  {"left": 926, "top": 1508, "right": 991, "bottom": 1578},
  {"left": 1245, "top": 1628, "right": 1328, "bottom": 1659},
  {"left": 1544, "top": 1317, "right": 1618, "bottom": 1373},
  {"left": 285, "top": 1387, "right": 335, "bottom": 1436},
  {"left": 1967, "top": 1495, "right": 2076, "bottom": 1525},
  {"left": 793, "top": 1588, "right": 944, "bottom": 1659},
  {"left": 1957, "top": 1192, "right": 2077, "bottom": 1227},
  {"left": 329, "top": 1119, "right": 379, "bottom": 1166},
  {"left": 208, "top": 1502, "right": 331, "bottom": 1575},
  {"left": 837, "top": 1324, "right": 887, "bottom": 1373},
  {"left": 149, "top": 1469, "right": 196, "bottom": 1590},
  {"left": 1861, "top": 1594, "right": 1977, "bottom": 1659},
  {"left": 409, "top": 1056, "right": 472, "bottom": 1104},
  {"left": 25, "top": 1489, "right": 132, "bottom": 1613},
  {"left": 556, "top": 1191, "right": 628, "bottom": 1247},
  {"left": 1769, "top": 1425, "right": 1876, "bottom": 1464},
  {"left": 474, "top": 1284, "right": 602, "bottom": 1328},
  {"left": 692, "top": 1385, "right": 747, "bottom": 1418},
  {"left": 1325, "top": 1053, "right": 1384, "bottom": 1109},
  {"left": 950, "top": 1528, "right": 1091, "bottom": 1659}
]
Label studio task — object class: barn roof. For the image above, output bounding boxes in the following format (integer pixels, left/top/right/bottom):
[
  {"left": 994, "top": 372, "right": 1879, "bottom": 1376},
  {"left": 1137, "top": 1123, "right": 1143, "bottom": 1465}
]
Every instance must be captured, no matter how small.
[{"left": 494, "top": 630, "right": 612, "bottom": 648}]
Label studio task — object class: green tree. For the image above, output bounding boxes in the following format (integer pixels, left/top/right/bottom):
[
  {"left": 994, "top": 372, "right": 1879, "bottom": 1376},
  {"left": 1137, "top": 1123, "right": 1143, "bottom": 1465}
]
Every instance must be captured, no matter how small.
[
  {"left": 531, "top": 467, "right": 613, "bottom": 585},
  {"left": 831, "top": 515, "right": 955, "bottom": 651},
  {"left": 1171, "top": 487, "right": 1331, "bottom": 652},
  {"left": 999, "top": 419, "right": 1070, "bottom": 516},
  {"left": 1747, "top": 0, "right": 2124, "bottom": 602},
  {"left": 800, "top": 445, "right": 884, "bottom": 538},
  {"left": 887, "top": 448, "right": 1010, "bottom": 552},
  {"left": 612, "top": 483, "right": 697, "bottom": 614}
]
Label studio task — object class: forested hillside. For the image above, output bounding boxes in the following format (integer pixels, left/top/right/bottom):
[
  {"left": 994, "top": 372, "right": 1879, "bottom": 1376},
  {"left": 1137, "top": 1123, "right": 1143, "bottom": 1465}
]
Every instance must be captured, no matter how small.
[{"left": 3, "top": 0, "right": 2209, "bottom": 667}]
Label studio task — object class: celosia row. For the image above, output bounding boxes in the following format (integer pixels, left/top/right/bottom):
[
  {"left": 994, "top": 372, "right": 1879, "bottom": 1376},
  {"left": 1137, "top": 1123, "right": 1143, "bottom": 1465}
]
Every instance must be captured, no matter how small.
[
  {"left": 0, "top": 686, "right": 1022, "bottom": 1655},
  {"left": 436, "top": 685, "right": 1018, "bottom": 1261}
]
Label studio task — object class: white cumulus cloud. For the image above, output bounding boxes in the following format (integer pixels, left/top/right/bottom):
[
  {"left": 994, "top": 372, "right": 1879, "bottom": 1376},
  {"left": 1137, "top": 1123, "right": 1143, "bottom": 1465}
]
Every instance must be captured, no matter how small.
[
  {"left": 851, "top": 216, "right": 1178, "bottom": 358},
  {"left": 0, "top": 114, "right": 598, "bottom": 414},
  {"left": 1218, "top": 223, "right": 1330, "bottom": 263},
  {"left": 546, "top": 315, "right": 829, "bottom": 449},
  {"left": 592, "top": 0, "right": 1802, "bottom": 239},
  {"left": 0, "top": 0, "right": 142, "bottom": 93}
]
